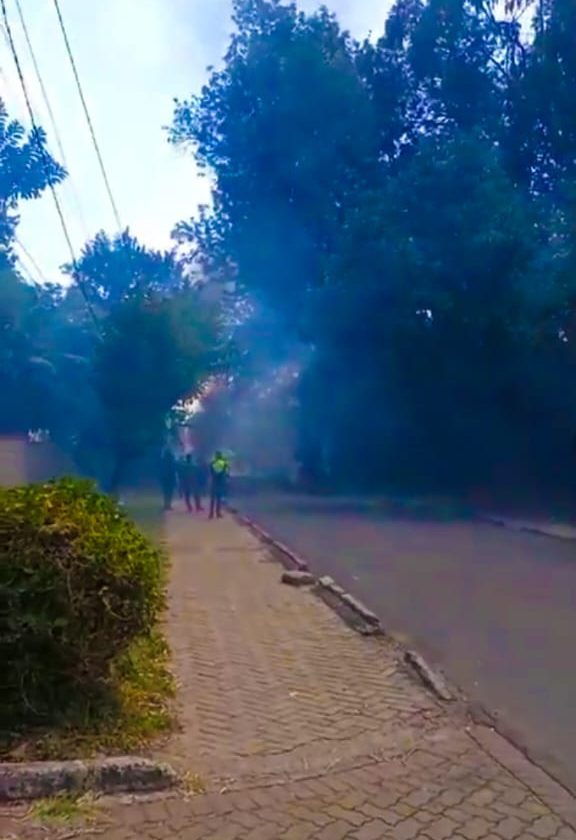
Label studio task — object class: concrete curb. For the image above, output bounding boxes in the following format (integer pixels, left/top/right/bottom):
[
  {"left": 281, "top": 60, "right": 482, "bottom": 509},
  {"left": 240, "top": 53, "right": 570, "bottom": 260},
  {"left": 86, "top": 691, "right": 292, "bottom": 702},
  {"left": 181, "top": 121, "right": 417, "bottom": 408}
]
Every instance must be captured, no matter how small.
[
  {"left": 404, "top": 650, "right": 454, "bottom": 702},
  {"left": 230, "top": 509, "right": 386, "bottom": 636},
  {"left": 470, "top": 726, "right": 576, "bottom": 830},
  {"left": 0, "top": 756, "right": 180, "bottom": 802},
  {"left": 229, "top": 509, "right": 309, "bottom": 572},
  {"left": 0, "top": 757, "right": 179, "bottom": 802},
  {"left": 479, "top": 514, "right": 576, "bottom": 541},
  {"left": 281, "top": 570, "right": 316, "bottom": 587},
  {"left": 233, "top": 510, "right": 468, "bottom": 701},
  {"left": 316, "top": 575, "right": 381, "bottom": 633}
]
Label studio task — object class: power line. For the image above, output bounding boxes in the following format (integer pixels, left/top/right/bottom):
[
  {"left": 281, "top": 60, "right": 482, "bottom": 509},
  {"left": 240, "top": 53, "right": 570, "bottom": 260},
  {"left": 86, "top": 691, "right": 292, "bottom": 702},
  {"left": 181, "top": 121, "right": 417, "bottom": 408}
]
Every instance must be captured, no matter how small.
[
  {"left": 13, "top": 0, "right": 90, "bottom": 240},
  {"left": 15, "top": 255, "right": 35, "bottom": 285},
  {"left": 15, "top": 236, "right": 48, "bottom": 284},
  {"left": 0, "top": 0, "right": 99, "bottom": 327},
  {"left": 1, "top": 0, "right": 76, "bottom": 264},
  {"left": 52, "top": 0, "right": 122, "bottom": 231}
]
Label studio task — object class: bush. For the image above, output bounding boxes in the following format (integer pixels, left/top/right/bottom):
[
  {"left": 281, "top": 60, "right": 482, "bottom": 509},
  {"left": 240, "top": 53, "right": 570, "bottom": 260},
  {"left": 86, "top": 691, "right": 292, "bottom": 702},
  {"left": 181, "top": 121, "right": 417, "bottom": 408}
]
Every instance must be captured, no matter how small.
[{"left": 0, "top": 478, "right": 165, "bottom": 727}]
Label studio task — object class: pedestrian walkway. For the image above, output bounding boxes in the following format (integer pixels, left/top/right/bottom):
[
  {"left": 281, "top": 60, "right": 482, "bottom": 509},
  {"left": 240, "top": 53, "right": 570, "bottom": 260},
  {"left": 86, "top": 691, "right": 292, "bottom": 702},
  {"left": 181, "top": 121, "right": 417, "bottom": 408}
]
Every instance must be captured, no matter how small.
[{"left": 3, "top": 513, "right": 576, "bottom": 839}]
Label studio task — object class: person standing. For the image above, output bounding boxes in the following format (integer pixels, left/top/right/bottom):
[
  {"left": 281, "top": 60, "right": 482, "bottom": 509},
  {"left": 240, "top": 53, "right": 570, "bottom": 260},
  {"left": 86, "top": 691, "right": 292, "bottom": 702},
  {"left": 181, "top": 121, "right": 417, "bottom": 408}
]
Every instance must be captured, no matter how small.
[
  {"left": 209, "top": 450, "right": 230, "bottom": 519},
  {"left": 179, "top": 452, "right": 206, "bottom": 513}
]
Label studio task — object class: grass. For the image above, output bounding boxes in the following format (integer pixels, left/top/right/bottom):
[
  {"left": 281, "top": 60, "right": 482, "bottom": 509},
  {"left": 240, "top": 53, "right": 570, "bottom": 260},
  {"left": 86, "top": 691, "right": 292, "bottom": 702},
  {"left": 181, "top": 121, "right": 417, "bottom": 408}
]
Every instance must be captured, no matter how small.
[
  {"left": 182, "top": 771, "right": 207, "bottom": 797},
  {"left": 28, "top": 792, "right": 98, "bottom": 824},
  {"left": 1, "top": 629, "right": 176, "bottom": 762},
  {"left": 1, "top": 491, "right": 176, "bottom": 762}
]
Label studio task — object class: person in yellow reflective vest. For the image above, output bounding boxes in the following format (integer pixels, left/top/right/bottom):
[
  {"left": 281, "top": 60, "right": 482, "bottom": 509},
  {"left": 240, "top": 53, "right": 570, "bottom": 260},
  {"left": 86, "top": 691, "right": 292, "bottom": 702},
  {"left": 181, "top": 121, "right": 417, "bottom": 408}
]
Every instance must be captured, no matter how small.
[{"left": 209, "top": 450, "right": 230, "bottom": 519}]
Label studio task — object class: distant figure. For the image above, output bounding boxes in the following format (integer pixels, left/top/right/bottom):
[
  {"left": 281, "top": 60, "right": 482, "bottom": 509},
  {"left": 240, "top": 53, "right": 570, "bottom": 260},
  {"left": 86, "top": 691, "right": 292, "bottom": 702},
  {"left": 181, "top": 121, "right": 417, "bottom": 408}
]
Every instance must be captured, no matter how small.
[
  {"left": 179, "top": 452, "right": 206, "bottom": 513},
  {"left": 209, "top": 450, "right": 230, "bottom": 519},
  {"left": 160, "top": 446, "right": 177, "bottom": 511}
]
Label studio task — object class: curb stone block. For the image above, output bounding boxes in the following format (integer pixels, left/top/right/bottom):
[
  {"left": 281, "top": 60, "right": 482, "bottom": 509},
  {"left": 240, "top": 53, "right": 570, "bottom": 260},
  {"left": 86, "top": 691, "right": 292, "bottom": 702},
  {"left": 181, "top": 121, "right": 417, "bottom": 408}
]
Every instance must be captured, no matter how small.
[
  {"left": 282, "top": 571, "right": 316, "bottom": 587},
  {"left": 0, "top": 761, "right": 87, "bottom": 802},
  {"left": 231, "top": 512, "right": 309, "bottom": 571},
  {"left": 0, "top": 758, "right": 178, "bottom": 802},
  {"left": 315, "top": 577, "right": 382, "bottom": 635},
  {"left": 87, "top": 758, "right": 178, "bottom": 795},
  {"left": 317, "top": 577, "right": 380, "bottom": 627},
  {"left": 340, "top": 593, "right": 380, "bottom": 626},
  {"left": 404, "top": 651, "right": 454, "bottom": 702}
]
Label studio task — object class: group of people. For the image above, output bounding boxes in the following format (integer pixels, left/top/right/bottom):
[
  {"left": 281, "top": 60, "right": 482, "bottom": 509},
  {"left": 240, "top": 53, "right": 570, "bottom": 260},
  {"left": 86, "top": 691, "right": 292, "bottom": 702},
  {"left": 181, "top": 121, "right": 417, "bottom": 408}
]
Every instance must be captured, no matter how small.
[{"left": 160, "top": 447, "right": 230, "bottom": 519}]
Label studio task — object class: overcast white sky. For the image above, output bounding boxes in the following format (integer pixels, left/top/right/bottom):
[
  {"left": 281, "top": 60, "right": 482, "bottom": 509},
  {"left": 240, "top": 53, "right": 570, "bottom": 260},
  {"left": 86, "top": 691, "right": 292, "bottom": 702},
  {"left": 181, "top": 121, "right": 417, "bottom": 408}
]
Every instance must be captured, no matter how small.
[{"left": 0, "top": 0, "right": 391, "bottom": 283}]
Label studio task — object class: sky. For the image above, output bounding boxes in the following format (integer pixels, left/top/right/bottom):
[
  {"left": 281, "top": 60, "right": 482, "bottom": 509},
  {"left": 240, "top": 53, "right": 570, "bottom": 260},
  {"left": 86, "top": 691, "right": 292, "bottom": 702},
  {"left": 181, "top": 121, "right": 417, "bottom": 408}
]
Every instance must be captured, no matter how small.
[{"left": 0, "top": 0, "right": 392, "bottom": 283}]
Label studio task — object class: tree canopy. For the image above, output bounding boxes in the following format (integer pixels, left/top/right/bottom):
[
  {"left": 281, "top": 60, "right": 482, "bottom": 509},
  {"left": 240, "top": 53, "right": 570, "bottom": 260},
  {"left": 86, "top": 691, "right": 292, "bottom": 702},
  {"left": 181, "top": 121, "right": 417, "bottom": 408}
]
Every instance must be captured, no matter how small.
[
  {"left": 170, "top": 0, "right": 576, "bottom": 499},
  {"left": 0, "top": 97, "right": 224, "bottom": 488}
]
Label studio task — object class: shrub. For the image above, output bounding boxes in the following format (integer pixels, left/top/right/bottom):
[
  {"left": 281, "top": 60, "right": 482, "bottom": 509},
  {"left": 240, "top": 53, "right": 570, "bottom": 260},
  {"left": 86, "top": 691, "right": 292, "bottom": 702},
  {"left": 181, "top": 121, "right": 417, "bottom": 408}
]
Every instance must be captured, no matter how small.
[{"left": 0, "top": 478, "right": 165, "bottom": 727}]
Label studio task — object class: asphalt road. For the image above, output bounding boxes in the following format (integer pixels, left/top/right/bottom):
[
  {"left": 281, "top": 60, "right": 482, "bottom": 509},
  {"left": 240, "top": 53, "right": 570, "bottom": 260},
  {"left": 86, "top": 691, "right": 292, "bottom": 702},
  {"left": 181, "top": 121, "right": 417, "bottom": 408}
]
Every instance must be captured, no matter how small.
[{"left": 238, "top": 492, "right": 576, "bottom": 793}]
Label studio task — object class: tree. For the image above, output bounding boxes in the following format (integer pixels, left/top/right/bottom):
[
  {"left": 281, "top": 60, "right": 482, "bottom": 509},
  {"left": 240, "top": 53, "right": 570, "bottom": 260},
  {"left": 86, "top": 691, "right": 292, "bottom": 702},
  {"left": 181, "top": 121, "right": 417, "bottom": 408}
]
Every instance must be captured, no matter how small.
[
  {"left": 170, "top": 1, "right": 379, "bottom": 327},
  {"left": 0, "top": 269, "right": 96, "bottom": 437},
  {"left": 63, "top": 228, "right": 184, "bottom": 310},
  {"left": 0, "top": 99, "right": 65, "bottom": 271},
  {"left": 511, "top": 0, "right": 576, "bottom": 189},
  {"left": 93, "top": 288, "right": 222, "bottom": 490},
  {"left": 168, "top": 0, "right": 576, "bottom": 500},
  {"left": 0, "top": 99, "right": 68, "bottom": 433}
]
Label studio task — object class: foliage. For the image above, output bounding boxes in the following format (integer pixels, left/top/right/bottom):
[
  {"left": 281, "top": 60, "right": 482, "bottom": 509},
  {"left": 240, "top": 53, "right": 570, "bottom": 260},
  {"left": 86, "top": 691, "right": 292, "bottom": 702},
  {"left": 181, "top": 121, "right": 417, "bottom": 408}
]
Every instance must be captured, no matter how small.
[
  {"left": 170, "top": 1, "right": 378, "bottom": 326},
  {"left": 169, "top": 0, "right": 576, "bottom": 498},
  {"left": 93, "top": 287, "right": 222, "bottom": 488},
  {"left": 0, "top": 478, "right": 165, "bottom": 728},
  {"left": 63, "top": 229, "right": 184, "bottom": 309},
  {"left": 0, "top": 99, "right": 71, "bottom": 434},
  {"left": 0, "top": 271, "right": 88, "bottom": 435},
  {"left": 0, "top": 99, "right": 66, "bottom": 270}
]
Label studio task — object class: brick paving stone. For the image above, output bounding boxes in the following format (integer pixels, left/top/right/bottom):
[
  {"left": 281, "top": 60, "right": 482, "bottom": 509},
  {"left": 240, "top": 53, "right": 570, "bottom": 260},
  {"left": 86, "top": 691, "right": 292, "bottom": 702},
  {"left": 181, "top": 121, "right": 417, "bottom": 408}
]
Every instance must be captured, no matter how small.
[
  {"left": 493, "top": 816, "right": 526, "bottom": 839},
  {"left": 353, "top": 819, "right": 390, "bottom": 840},
  {"left": 405, "top": 789, "right": 437, "bottom": 809},
  {"left": 325, "top": 805, "right": 367, "bottom": 827},
  {"left": 244, "top": 825, "right": 282, "bottom": 840},
  {"left": 356, "top": 803, "right": 388, "bottom": 822},
  {"left": 458, "top": 817, "right": 492, "bottom": 839},
  {"left": 393, "top": 817, "right": 422, "bottom": 839},
  {"left": 315, "top": 819, "right": 351, "bottom": 840},
  {"left": 426, "top": 816, "right": 462, "bottom": 840},
  {"left": 529, "top": 815, "right": 565, "bottom": 837},
  {"left": 280, "top": 824, "right": 317, "bottom": 840},
  {"left": 4, "top": 517, "right": 576, "bottom": 840}
]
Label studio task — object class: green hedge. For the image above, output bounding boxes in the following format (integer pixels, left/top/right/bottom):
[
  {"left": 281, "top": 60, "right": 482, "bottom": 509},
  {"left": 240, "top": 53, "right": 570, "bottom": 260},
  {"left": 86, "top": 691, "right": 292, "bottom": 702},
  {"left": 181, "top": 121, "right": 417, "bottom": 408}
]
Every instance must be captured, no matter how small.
[{"left": 0, "top": 478, "right": 165, "bottom": 727}]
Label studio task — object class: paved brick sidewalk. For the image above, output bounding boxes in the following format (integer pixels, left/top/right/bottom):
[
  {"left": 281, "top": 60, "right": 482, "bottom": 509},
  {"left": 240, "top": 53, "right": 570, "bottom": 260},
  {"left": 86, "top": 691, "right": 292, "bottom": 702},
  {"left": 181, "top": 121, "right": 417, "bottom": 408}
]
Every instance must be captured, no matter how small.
[{"left": 2, "top": 513, "right": 576, "bottom": 839}]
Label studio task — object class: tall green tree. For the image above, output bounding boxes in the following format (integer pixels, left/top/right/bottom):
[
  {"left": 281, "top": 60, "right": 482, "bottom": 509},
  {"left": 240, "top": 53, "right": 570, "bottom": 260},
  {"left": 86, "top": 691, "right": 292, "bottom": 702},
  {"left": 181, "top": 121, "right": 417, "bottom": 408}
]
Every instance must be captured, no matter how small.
[
  {"left": 170, "top": 0, "right": 576, "bottom": 498},
  {"left": 0, "top": 99, "right": 67, "bottom": 433},
  {"left": 93, "top": 288, "right": 222, "bottom": 490},
  {"left": 60, "top": 230, "right": 224, "bottom": 488},
  {"left": 170, "top": 1, "right": 378, "bottom": 327}
]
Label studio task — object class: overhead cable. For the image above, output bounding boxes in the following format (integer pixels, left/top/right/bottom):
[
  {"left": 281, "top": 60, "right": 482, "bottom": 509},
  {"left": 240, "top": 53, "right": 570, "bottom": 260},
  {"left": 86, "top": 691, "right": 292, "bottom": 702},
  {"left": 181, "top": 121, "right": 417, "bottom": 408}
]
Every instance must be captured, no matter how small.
[
  {"left": 15, "top": 255, "right": 35, "bottom": 285},
  {"left": 52, "top": 0, "right": 122, "bottom": 230},
  {"left": 1, "top": 0, "right": 99, "bottom": 326},
  {"left": 16, "top": 236, "right": 48, "bottom": 284},
  {"left": 14, "top": 0, "right": 90, "bottom": 239}
]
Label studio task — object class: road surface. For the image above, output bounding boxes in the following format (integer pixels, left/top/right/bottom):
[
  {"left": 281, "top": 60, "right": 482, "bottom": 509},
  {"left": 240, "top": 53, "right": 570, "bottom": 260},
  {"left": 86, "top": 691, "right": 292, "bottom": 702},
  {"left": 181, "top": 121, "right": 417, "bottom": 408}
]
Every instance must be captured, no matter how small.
[{"left": 238, "top": 491, "right": 576, "bottom": 793}]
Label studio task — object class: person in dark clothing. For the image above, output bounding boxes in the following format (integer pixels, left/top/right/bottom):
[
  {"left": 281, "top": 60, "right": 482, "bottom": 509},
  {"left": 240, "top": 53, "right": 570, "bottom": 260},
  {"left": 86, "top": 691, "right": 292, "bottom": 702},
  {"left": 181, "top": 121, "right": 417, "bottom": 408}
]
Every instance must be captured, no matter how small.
[
  {"left": 209, "top": 450, "right": 230, "bottom": 519},
  {"left": 160, "top": 446, "right": 177, "bottom": 511},
  {"left": 179, "top": 453, "right": 205, "bottom": 513}
]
